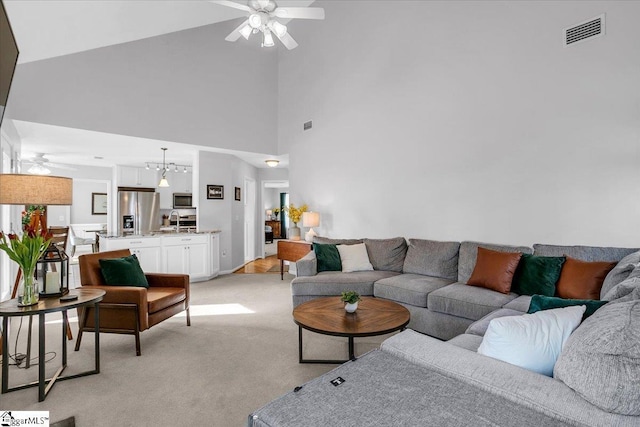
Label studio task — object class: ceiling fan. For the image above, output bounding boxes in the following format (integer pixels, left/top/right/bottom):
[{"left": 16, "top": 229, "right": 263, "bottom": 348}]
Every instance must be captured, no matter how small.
[
  {"left": 212, "top": 0, "right": 325, "bottom": 50},
  {"left": 23, "top": 153, "right": 77, "bottom": 175}
]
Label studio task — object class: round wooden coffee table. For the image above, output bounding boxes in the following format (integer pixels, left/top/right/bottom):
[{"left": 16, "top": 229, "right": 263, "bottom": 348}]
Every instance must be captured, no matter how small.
[{"left": 293, "top": 296, "right": 410, "bottom": 364}]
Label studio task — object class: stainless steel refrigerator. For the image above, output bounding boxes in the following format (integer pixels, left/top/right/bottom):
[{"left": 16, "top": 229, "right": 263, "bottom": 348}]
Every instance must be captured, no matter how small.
[{"left": 118, "top": 190, "right": 160, "bottom": 235}]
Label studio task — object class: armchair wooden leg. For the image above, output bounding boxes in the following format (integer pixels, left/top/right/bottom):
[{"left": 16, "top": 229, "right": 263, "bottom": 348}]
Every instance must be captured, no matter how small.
[
  {"left": 74, "top": 307, "right": 87, "bottom": 352},
  {"left": 186, "top": 307, "right": 191, "bottom": 327},
  {"left": 66, "top": 323, "right": 73, "bottom": 340}
]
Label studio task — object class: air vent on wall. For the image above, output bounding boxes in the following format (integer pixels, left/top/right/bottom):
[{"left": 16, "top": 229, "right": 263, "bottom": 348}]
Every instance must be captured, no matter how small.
[{"left": 564, "top": 14, "right": 605, "bottom": 46}]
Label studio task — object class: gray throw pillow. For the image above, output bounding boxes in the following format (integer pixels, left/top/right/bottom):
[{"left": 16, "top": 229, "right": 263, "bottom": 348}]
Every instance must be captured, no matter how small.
[
  {"left": 403, "top": 239, "right": 460, "bottom": 280},
  {"left": 554, "top": 300, "right": 640, "bottom": 416},
  {"left": 600, "top": 250, "right": 640, "bottom": 299},
  {"left": 363, "top": 237, "right": 407, "bottom": 272}
]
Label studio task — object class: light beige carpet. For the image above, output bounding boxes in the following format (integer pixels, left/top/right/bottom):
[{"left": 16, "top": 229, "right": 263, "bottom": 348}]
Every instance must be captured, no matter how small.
[{"left": 0, "top": 273, "right": 394, "bottom": 426}]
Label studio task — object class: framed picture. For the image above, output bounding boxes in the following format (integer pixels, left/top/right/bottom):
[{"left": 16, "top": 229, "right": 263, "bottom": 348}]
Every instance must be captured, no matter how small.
[
  {"left": 91, "top": 192, "right": 108, "bottom": 215},
  {"left": 235, "top": 187, "right": 241, "bottom": 201},
  {"left": 207, "top": 185, "right": 224, "bottom": 200}
]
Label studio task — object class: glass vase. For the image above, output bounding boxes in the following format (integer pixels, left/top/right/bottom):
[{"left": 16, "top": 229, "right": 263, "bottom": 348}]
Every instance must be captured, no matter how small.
[{"left": 20, "top": 267, "right": 39, "bottom": 306}]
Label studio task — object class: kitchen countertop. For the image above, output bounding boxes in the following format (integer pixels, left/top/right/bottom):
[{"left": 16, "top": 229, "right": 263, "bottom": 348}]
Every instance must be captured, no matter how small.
[{"left": 98, "top": 230, "right": 221, "bottom": 239}]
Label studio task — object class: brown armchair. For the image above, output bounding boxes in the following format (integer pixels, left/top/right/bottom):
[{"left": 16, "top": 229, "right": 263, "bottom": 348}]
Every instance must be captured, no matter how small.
[{"left": 74, "top": 249, "right": 190, "bottom": 356}]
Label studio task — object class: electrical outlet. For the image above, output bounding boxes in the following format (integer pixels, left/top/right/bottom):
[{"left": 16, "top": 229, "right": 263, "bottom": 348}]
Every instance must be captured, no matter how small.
[{"left": 222, "top": 250, "right": 227, "bottom": 257}]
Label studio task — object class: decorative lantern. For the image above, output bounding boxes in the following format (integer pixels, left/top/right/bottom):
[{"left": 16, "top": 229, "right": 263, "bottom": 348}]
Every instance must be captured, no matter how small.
[{"left": 36, "top": 245, "right": 69, "bottom": 297}]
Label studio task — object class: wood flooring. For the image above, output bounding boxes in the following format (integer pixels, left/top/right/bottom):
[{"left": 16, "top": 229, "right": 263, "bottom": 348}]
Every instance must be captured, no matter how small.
[{"left": 234, "top": 254, "right": 281, "bottom": 274}]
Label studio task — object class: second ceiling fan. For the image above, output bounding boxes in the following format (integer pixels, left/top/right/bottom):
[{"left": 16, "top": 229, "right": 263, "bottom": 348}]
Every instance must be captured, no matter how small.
[{"left": 212, "top": 0, "right": 325, "bottom": 50}]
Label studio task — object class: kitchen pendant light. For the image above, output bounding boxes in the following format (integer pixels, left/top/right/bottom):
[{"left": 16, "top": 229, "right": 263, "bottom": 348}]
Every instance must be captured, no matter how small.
[{"left": 158, "top": 148, "right": 170, "bottom": 187}]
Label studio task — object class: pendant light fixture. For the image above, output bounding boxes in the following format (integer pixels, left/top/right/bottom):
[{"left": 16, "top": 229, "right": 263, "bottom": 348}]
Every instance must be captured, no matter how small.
[{"left": 158, "top": 148, "right": 170, "bottom": 188}]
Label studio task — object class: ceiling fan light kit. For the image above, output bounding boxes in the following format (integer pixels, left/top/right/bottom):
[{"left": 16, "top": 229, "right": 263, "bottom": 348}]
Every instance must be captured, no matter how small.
[{"left": 214, "top": 0, "right": 325, "bottom": 50}]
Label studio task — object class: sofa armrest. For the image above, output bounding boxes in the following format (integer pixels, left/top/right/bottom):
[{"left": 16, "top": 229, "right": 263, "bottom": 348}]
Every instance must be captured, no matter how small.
[{"left": 296, "top": 251, "right": 318, "bottom": 277}]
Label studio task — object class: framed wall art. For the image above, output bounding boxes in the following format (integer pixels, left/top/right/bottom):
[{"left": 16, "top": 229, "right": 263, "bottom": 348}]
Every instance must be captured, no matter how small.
[
  {"left": 92, "top": 192, "right": 108, "bottom": 215},
  {"left": 207, "top": 185, "right": 224, "bottom": 200},
  {"left": 235, "top": 187, "right": 241, "bottom": 201}
]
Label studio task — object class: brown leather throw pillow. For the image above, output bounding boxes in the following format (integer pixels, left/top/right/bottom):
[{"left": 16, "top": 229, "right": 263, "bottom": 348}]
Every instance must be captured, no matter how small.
[
  {"left": 555, "top": 256, "right": 616, "bottom": 300},
  {"left": 467, "top": 247, "right": 523, "bottom": 294}
]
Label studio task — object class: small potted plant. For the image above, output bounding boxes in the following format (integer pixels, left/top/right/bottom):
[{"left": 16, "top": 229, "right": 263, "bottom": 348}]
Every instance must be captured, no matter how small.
[{"left": 341, "top": 291, "right": 361, "bottom": 313}]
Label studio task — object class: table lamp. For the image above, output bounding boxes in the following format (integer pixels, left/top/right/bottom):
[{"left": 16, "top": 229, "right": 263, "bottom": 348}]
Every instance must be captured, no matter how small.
[
  {"left": 302, "top": 211, "right": 320, "bottom": 242},
  {"left": 0, "top": 174, "right": 73, "bottom": 297}
]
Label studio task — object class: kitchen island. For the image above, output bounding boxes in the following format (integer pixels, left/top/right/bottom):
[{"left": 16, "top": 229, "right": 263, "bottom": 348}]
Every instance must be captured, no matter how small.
[{"left": 98, "top": 231, "right": 220, "bottom": 282}]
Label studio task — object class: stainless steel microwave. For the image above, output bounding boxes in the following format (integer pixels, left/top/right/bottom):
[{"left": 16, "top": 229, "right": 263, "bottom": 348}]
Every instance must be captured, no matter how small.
[{"left": 173, "top": 193, "right": 193, "bottom": 209}]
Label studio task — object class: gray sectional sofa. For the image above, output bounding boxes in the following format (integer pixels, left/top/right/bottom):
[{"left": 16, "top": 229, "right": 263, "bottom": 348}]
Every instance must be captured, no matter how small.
[
  {"left": 248, "top": 237, "right": 640, "bottom": 426},
  {"left": 292, "top": 237, "right": 637, "bottom": 340}
]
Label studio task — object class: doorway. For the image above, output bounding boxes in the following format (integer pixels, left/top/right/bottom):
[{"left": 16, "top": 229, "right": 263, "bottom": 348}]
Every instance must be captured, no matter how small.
[{"left": 244, "top": 177, "right": 256, "bottom": 263}]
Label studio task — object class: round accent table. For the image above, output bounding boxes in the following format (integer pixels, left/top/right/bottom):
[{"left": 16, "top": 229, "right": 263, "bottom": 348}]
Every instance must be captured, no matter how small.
[
  {"left": 0, "top": 288, "right": 105, "bottom": 401},
  {"left": 293, "top": 296, "right": 410, "bottom": 364}
]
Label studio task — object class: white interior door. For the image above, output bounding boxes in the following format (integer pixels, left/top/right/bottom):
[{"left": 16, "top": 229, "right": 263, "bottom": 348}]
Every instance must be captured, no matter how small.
[{"left": 244, "top": 178, "right": 256, "bottom": 263}]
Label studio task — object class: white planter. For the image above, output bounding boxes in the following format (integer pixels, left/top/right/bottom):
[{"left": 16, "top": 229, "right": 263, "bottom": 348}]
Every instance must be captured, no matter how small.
[
  {"left": 345, "top": 301, "right": 358, "bottom": 313},
  {"left": 289, "top": 226, "right": 301, "bottom": 241}
]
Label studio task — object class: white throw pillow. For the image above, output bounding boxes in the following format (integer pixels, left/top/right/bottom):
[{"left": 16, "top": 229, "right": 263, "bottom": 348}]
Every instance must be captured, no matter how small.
[
  {"left": 337, "top": 243, "right": 374, "bottom": 273},
  {"left": 477, "top": 305, "right": 586, "bottom": 376}
]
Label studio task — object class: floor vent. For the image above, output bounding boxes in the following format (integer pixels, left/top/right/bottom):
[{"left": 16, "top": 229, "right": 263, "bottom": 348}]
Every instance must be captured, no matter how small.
[{"left": 564, "top": 14, "right": 605, "bottom": 46}]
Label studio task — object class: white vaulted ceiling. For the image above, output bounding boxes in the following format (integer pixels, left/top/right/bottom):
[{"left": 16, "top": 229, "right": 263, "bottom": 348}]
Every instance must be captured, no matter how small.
[{"left": 2, "top": 0, "right": 313, "bottom": 168}]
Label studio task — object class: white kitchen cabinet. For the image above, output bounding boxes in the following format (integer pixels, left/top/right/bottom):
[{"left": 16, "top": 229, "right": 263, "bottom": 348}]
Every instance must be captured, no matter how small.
[
  {"left": 163, "top": 235, "right": 210, "bottom": 280},
  {"left": 99, "top": 232, "right": 219, "bottom": 282},
  {"left": 210, "top": 233, "right": 220, "bottom": 277},
  {"left": 118, "top": 166, "right": 158, "bottom": 188},
  {"left": 100, "top": 237, "right": 163, "bottom": 273},
  {"left": 158, "top": 183, "right": 173, "bottom": 210}
]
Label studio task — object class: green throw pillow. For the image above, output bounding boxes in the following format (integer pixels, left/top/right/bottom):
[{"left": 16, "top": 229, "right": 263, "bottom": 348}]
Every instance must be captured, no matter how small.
[
  {"left": 99, "top": 254, "right": 149, "bottom": 288},
  {"left": 512, "top": 254, "right": 565, "bottom": 296},
  {"left": 313, "top": 243, "right": 342, "bottom": 272},
  {"left": 527, "top": 294, "right": 607, "bottom": 320}
]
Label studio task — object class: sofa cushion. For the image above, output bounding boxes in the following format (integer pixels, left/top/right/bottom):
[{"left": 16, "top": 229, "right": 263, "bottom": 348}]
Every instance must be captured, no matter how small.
[
  {"left": 478, "top": 305, "right": 585, "bottom": 376},
  {"left": 337, "top": 243, "right": 373, "bottom": 272},
  {"left": 465, "top": 308, "right": 524, "bottom": 336},
  {"left": 373, "top": 274, "right": 454, "bottom": 308},
  {"left": 312, "top": 243, "right": 341, "bottom": 272},
  {"left": 402, "top": 239, "right": 460, "bottom": 280},
  {"left": 527, "top": 295, "right": 608, "bottom": 320},
  {"left": 99, "top": 254, "right": 149, "bottom": 288},
  {"left": 428, "top": 283, "right": 518, "bottom": 321},
  {"left": 467, "top": 247, "right": 522, "bottom": 294},
  {"left": 532, "top": 243, "right": 639, "bottom": 263},
  {"left": 512, "top": 254, "right": 565, "bottom": 297},
  {"left": 502, "top": 295, "right": 532, "bottom": 312},
  {"left": 291, "top": 271, "right": 400, "bottom": 297},
  {"left": 600, "top": 249, "right": 640, "bottom": 299},
  {"left": 447, "top": 334, "right": 484, "bottom": 352},
  {"left": 364, "top": 237, "right": 407, "bottom": 272},
  {"left": 554, "top": 300, "right": 640, "bottom": 416},
  {"left": 555, "top": 256, "right": 616, "bottom": 300},
  {"left": 147, "top": 287, "right": 186, "bottom": 313},
  {"left": 458, "top": 241, "right": 532, "bottom": 284},
  {"left": 313, "top": 236, "right": 363, "bottom": 246},
  {"left": 603, "top": 268, "right": 640, "bottom": 302}
]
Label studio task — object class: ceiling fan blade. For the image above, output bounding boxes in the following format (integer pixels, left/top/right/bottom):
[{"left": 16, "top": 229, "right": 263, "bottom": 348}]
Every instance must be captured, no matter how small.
[
  {"left": 209, "top": 0, "right": 252, "bottom": 12},
  {"left": 274, "top": 31, "right": 298, "bottom": 50},
  {"left": 274, "top": 7, "right": 325, "bottom": 20},
  {"left": 225, "top": 19, "right": 250, "bottom": 42}
]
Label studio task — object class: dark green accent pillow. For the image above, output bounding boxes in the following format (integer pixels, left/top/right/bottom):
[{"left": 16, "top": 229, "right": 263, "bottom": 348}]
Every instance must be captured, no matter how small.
[
  {"left": 99, "top": 254, "right": 149, "bottom": 288},
  {"left": 313, "top": 243, "right": 342, "bottom": 272},
  {"left": 527, "top": 294, "right": 608, "bottom": 320},
  {"left": 512, "top": 254, "right": 565, "bottom": 296}
]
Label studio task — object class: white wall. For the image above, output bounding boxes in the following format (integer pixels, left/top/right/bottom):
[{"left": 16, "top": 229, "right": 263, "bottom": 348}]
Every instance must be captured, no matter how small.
[
  {"left": 279, "top": 1, "right": 640, "bottom": 247},
  {"left": 196, "top": 150, "right": 257, "bottom": 272},
  {"left": 8, "top": 19, "right": 279, "bottom": 155}
]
